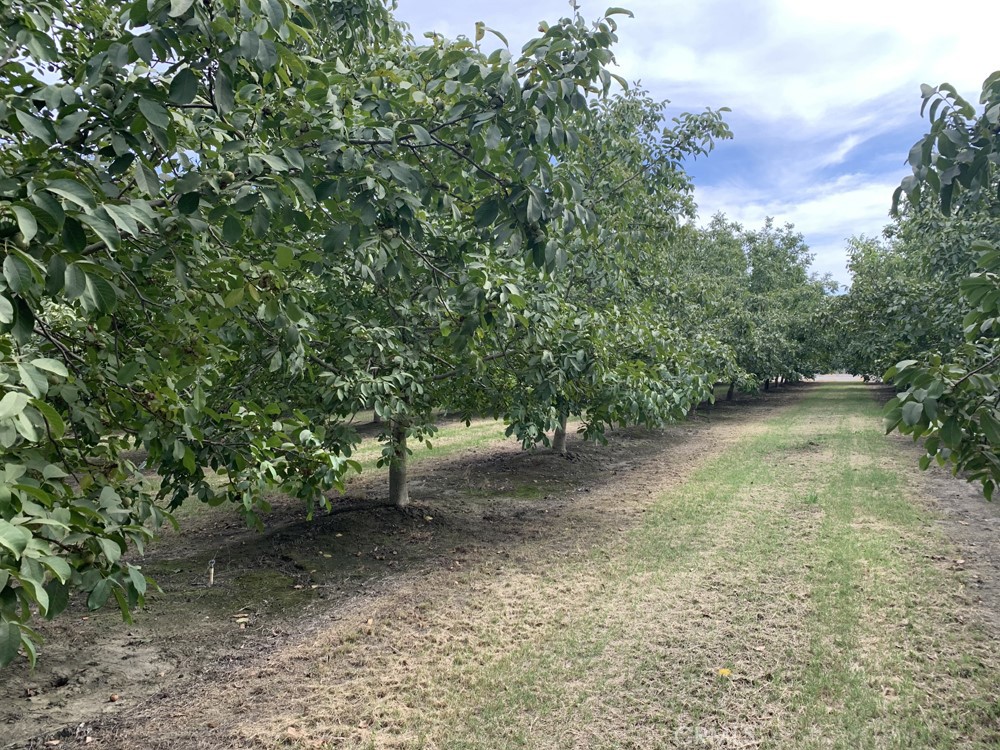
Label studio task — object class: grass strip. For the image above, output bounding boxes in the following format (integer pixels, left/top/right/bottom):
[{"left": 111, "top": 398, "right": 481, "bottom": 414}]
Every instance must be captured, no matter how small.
[{"left": 425, "top": 384, "right": 1000, "bottom": 749}]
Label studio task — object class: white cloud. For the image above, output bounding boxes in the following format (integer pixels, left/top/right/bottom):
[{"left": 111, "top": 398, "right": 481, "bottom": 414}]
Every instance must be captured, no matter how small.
[
  {"left": 696, "top": 174, "right": 898, "bottom": 283},
  {"left": 393, "top": 0, "right": 999, "bottom": 284},
  {"left": 609, "top": 0, "right": 999, "bottom": 128},
  {"left": 816, "top": 134, "right": 864, "bottom": 169}
]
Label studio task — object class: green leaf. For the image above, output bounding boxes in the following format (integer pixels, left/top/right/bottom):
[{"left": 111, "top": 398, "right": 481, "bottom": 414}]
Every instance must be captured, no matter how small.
[
  {"left": 0, "top": 519, "right": 31, "bottom": 556},
  {"left": 64, "top": 263, "right": 87, "bottom": 299},
  {"left": 133, "top": 35, "right": 153, "bottom": 63},
  {"left": 0, "top": 391, "right": 30, "bottom": 420},
  {"left": 526, "top": 189, "right": 543, "bottom": 223},
  {"left": 260, "top": 154, "right": 288, "bottom": 172},
  {"left": 0, "top": 621, "right": 20, "bottom": 668},
  {"left": 136, "top": 165, "right": 161, "bottom": 197},
  {"left": 40, "top": 556, "right": 72, "bottom": 585},
  {"left": 9, "top": 298, "right": 33, "bottom": 344},
  {"left": 940, "top": 417, "right": 963, "bottom": 450},
  {"left": 484, "top": 26, "right": 508, "bottom": 46},
  {"left": 87, "top": 578, "right": 113, "bottom": 610},
  {"left": 31, "top": 358, "right": 68, "bottom": 377},
  {"left": 11, "top": 206, "right": 37, "bottom": 243},
  {"left": 97, "top": 537, "right": 122, "bottom": 565},
  {"left": 387, "top": 161, "right": 420, "bottom": 191},
  {"left": 62, "top": 217, "right": 87, "bottom": 253},
  {"left": 42, "top": 463, "right": 68, "bottom": 480},
  {"left": 138, "top": 98, "right": 170, "bottom": 129},
  {"left": 43, "top": 580, "right": 69, "bottom": 619},
  {"left": 18, "top": 567, "right": 49, "bottom": 614},
  {"left": 980, "top": 411, "right": 1000, "bottom": 445},
  {"left": 605, "top": 7, "right": 635, "bottom": 17},
  {"left": 263, "top": 0, "right": 285, "bottom": 27},
  {"left": 128, "top": 566, "right": 147, "bottom": 596},
  {"left": 883, "top": 405, "right": 902, "bottom": 433},
  {"left": 3, "top": 254, "right": 33, "bottom": 293},
  {"left": 45, "top": 179, "right": 96, "bottom": 209},
  {"left": 901, "top": 400, "right": 923, "bottom": 427},
  {"left": 485, "top": 123, "right": 502, "bottom": 150},
  {"left": 183, "top": 445, "right": 196, "bottom": 473},
  {"left": 104, "top": 204, "right": 141, "bottom": 236},
  {"left": 45, "top": 254, "right": 66, "bottom": 297},
  {"left": 474, "top": 198, "right": 500, "bottom": 228},
  {"left": 80, "top": 215, "right": 119, "bottom": 251},
  {"left": 168, "top": 68, "right": 199, "bottom": 105},
  {"left": 411, "top": 124, "right": 433, "bottom": 145},
  {"left": 223, "top": 286, "right": 245, "bottom": 308},
  {"left": 275, "top": 245, "right": 294, "bottom": 269},
  {"left": 16, "top": 363, "right": 47, "bottom": 399},
  {"left": 53, "top": 110, "right": 89, "bottom": 144},
  {"left": 15, "top": 411, "right": 40, "bottom": 442},
  {"left": 169, "top": 0, "right": 195, "bottom": 17},
  {"left": 178, "top": 192, "right": 200, "bottom": 214},
  {"left": 0, "top": 295, "right": 12, "bottom": 325},
  {"left": 84, "top": 275, "right": 118, "bottom": 313},
  {"left": 24, "top": 30, "right": 57, "bottom": 62},
  {"left": 15, "top": 110, "right": 54, "bottom": 144},
  {"left": 222, "top": 215, "right": 243, "bottom": 244},
  {"left": 214, "top": 68, "right": 235, "bottom": 115}
]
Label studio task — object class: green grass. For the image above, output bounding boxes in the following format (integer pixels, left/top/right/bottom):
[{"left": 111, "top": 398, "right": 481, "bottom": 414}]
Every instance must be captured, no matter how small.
[{"left": 408, "top": 383, "right": 1000, "bottom": 749}]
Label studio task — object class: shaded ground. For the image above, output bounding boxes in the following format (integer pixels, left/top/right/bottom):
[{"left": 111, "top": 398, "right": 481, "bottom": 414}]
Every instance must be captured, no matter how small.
[{"left": 1, "top": 381, "right": 999, "bottom": 748}]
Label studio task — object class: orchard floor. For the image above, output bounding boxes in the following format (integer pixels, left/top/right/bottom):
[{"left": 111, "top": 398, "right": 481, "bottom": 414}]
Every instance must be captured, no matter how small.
[{"left": 2, "top": 381, "right": 1000, "bottom": 749}]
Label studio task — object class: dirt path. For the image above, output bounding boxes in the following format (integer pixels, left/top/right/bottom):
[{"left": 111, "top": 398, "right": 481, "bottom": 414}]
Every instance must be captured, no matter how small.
[{"left": 3, "top": 382, "right": 1000, "bottom": 749}]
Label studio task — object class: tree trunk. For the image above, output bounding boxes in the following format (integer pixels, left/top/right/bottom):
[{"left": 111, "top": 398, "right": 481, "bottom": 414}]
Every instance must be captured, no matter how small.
[
  {"left": 388, "top": 419, "right": 409, "bottom": 509},
  {"left": 727, "top": 382, "right": 736, "bottom": 401},
  {"left": 764, "top": 379, "right": 770, "bottom": 391},
  {"left": 552, "top": 414, "right": 568, "bottom": 454}
]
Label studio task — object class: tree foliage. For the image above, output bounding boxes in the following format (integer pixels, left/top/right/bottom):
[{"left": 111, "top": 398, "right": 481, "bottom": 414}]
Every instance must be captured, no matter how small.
[
  {"left": 839, "top": 71, "right": 1000, "bottom": 499},
  {"left": 677, "top": 215, "right": 835, "bottom": 393},
  {"left": 0, "top": 0, "right": 835, "bottom": 668},
  {"left": 0, "top": 0, "right": 643, "bottom": 665}
]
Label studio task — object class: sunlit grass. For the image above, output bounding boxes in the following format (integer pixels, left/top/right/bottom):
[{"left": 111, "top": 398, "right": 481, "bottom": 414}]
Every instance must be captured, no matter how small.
[{"left": 381, "top": 383, "right": 1000, "bottom": 749}]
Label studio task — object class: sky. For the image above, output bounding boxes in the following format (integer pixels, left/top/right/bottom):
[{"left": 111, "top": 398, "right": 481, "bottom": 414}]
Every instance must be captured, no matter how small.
[{"left": 393, "top": 0, "right": 1000, "bottom": 287}]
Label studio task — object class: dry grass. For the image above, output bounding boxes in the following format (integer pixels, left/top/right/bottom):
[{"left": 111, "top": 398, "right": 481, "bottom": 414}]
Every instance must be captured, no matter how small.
[
  {"left": 26, "top": 384, "right": 1000, "bottom": 750},
  {"left": 196, "top": 386, "right": 1000, "bottom": 748}
]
